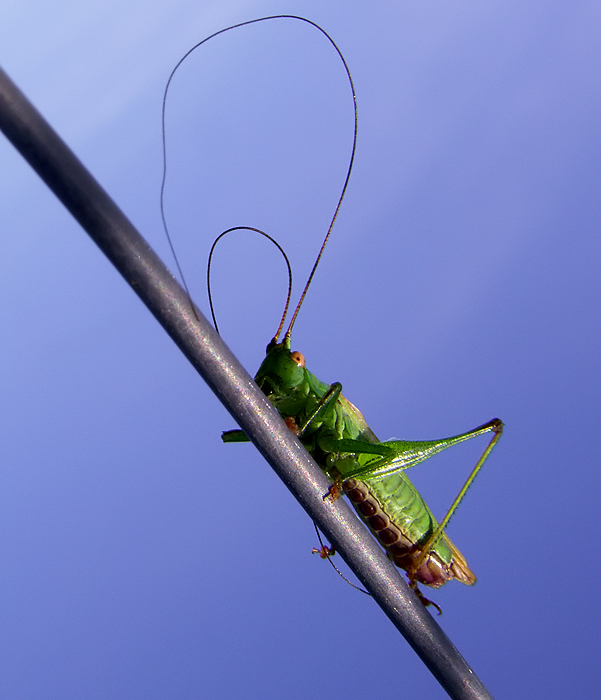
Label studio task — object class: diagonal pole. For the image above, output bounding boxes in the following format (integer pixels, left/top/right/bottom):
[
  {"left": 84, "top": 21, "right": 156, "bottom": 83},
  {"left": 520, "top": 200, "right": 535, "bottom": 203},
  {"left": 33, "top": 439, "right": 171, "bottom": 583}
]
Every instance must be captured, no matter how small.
[{"left": 0, "top": 66, "right": 494, "bottom": 700}]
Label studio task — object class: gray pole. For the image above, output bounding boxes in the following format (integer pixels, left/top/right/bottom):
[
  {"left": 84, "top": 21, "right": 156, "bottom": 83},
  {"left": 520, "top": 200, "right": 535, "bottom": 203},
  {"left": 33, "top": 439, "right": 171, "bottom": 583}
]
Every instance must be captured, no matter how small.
[{"left": 0, "top": 66, "right": 494, "bottom": 700}]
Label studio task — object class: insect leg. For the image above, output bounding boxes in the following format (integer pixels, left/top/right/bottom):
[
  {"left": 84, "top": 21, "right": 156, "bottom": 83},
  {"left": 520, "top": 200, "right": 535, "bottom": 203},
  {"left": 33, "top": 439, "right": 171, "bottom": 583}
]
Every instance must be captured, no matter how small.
[
  {"left": 408, "top": 419, "right": 503, "bottom": 582},
  {"left": 296, "top": 382, "right": 343, "bottom": 436},
  {"left": 221, "top": 429, "right": 250, "bottom": 442},
  {"left": 334, "top": 419, "right": 504, "bottom": 481}
]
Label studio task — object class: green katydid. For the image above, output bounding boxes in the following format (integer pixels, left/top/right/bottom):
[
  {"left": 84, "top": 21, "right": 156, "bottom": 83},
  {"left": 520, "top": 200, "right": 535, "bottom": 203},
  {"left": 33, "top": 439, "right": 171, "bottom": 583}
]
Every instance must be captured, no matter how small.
[
  {"left": 223, "top": 339, "right": 501, "bottom": 611},
  {"left": 162, "top": 15, "right": 503, "bottom": 612}
]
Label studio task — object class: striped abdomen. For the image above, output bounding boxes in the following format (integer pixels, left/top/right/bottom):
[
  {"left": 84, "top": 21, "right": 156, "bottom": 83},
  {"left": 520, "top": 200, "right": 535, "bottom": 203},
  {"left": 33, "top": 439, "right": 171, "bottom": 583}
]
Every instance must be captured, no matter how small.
[{"left": 342, "top": 472, "right": 475, "bottom": 588}]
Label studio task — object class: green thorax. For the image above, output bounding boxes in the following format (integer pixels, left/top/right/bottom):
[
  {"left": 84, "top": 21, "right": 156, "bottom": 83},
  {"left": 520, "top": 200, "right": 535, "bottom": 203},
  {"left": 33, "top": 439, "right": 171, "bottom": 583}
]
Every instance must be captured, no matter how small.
[{"left": 255, "top": 338, "right": 376, "bottom": 443}]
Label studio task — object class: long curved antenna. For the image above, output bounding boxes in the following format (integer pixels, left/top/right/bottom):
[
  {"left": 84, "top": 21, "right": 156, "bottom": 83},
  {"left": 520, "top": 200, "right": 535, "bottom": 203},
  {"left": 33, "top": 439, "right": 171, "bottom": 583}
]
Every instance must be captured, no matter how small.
[
  {"left": 159, "top": 15, "right": 357, "bottom": 338},
  {"left": 282, "top": 22, "right": 357, "bottom": 338},
  {"left": 207, "top": 227, "right": 292, "bottom": 337}
]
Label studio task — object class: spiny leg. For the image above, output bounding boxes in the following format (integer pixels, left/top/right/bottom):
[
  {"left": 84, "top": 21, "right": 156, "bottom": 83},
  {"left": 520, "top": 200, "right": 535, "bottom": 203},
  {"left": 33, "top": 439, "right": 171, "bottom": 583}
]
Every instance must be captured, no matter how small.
[
  {"left": 319, "top": 419, "right": 504, "bottom": 484},
  {"left": 408, "top": 419, "right": 503, "bottom": 583},
  {"left": 311, "top": 524, "right": 369, "bottom": 595},
  {"left": 411, "top": 583, "right": 443, "bottom": 615},
  {"left": 296, "top": 382, "right": 342, "bottom": 437}
]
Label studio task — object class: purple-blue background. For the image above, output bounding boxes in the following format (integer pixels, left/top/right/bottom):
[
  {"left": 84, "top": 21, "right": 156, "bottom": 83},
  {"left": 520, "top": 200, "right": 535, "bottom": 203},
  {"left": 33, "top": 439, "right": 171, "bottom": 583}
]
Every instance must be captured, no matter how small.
[{"left": 1, "top": 1, "right": 599, "bottom": 698}]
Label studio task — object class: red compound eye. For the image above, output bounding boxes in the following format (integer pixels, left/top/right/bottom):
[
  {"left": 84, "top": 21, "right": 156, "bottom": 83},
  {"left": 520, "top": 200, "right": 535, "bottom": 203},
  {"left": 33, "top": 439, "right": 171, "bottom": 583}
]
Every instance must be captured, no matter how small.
[{"left": 290, "top": 351, "right": 305, "bottom": 368}]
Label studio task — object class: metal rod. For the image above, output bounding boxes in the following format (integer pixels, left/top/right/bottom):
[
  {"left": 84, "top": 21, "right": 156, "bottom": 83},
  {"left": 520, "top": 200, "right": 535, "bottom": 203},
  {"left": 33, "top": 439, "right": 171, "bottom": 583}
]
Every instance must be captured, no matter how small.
[{"left": 0, "top": 66, "right": 494, "bottom": 700}]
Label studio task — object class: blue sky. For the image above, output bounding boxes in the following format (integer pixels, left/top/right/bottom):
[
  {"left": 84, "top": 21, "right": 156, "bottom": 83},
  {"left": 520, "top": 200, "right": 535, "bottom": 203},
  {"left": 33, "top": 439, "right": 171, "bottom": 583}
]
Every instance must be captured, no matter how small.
[{"left": 1, "top": 1, "right": 600, "bottom": 698}]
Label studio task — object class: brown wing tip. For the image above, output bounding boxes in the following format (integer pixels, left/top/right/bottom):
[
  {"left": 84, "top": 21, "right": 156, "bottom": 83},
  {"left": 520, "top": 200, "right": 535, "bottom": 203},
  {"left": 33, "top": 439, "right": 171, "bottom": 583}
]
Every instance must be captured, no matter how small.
[{"left": 449, "top": 552, "right": 477, "bottom": 586}]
